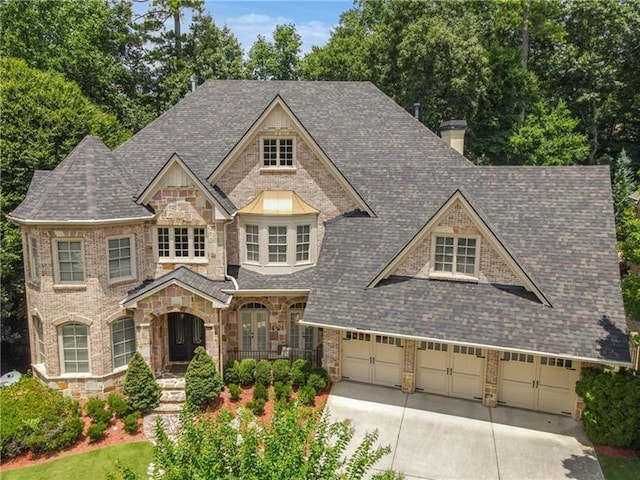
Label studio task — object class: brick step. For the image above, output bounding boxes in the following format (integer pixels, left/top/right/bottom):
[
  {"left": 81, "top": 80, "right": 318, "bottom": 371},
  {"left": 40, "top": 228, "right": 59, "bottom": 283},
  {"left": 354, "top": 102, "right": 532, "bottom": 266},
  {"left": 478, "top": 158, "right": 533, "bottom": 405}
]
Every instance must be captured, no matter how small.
[{"left": 160, "top": 389, "right": 186, "bottom": 403}]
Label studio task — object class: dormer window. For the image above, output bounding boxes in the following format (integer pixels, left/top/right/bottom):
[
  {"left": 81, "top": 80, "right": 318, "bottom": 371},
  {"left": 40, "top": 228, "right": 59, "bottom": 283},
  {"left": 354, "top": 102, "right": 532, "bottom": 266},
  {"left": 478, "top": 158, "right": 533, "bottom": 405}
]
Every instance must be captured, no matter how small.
[
  {"left": 262, "top": 138, "right": 294, "bottom": 167},
  {"left": 431, "top": 235, "right": 479, "bottom": 280},
  {"left": 156, "top": 226, "right": 206, "bottom": 262}
]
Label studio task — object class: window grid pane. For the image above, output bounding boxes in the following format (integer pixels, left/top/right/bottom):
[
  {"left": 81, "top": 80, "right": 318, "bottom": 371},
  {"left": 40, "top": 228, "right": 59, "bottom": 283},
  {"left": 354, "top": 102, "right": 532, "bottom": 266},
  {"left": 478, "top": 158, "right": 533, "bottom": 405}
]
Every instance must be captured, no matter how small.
[
  {"left": 268, "top": 226, "right": 287, "bottom": 263},
  {"left": 61, "top": 323, "right": 89, "bottom": 373},
  {"left": 174, "top": 228, "right": 189, "bottom": 257},
  {"left": 455, "top": 238, "right": 476, "bottom": 274},
  {"left": 263, "top": 139, "right": 278, "bottom": 166},
  {"left": 30, "top": 237, "right": 40, "bottom": 280},
  {"left": 108, "top": 237, "right": 132, "bottom": 279},
  {"left": 434, "top": 236, "right": 454, "bottom": 272},
  {"left": 112, "top": 317, "right": 135, "bottom": 369},
  {"left": 246, "top": 225, "right": 259, "bottom": 262},
  {"left": 33, "top": 316, "right": 45, "bottom": 364},
  {"left": 296, "top": 225, "right": 310, "bottom": 262},
  {"left": 193, "top": 228, "right": 205, "bottom": 257},
  {"left": 158, "top": 228, "right": 170, "bottom": 257},
  {"left": 57, "top": 241, "right": 84, "bottom": 282},
  {"left": 279, "top": 139, "right": 293, "bottom": 166}
]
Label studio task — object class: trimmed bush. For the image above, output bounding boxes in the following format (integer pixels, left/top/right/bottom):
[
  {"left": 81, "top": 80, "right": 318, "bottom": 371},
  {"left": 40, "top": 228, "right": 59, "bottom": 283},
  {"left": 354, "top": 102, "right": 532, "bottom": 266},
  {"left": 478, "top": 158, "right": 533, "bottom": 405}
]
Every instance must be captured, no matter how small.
[
  {"left": 228, "top": 383, "right": 242, "bottom": 402},
  {"left": 107, "top": 392, "right": 131, "bottom": 418},
  {"left": 239, "top": 358, "right": 257, "bottom": 386},
  {"left": 87, "top": 422, "right": 108, "bottom": 443},
  {"left": 123, "top": 352, "right": 161, "bottom": 414},
  {"left": 576, "top": 367, "right": 640, "bottom": 448},
  {"left": 253, "top": 382, "right": 269, "bottom": 402},
  {"left": 297, "top": 385, "right": 316, "bottom": 406},
  {"left": 0, "top": 376, "right": 83, "bottom": 458},
  {"left": 247, "top": 398, "right": 266, "bottom": 415},
  {"left": 123, "top": 411, "right": 141, "bottom": 435},
  {"left": 272, "top": 359, "right": 290, "bottom": 383},
  {"left": 254, "top": 359, "right": 272, "bottom": 386},
  {"left": 224, "top": 359, "right": 240, "bottom": 385},
  {"left": 290, "top": 359, "right": 310, "bottom": 389},
  {"left": 185, "top": 346, "right": 224, "bottom": 409},
  {"left": 308, "top": 367, "right": 330, "bottom": 392},
  {"left": 85, "top": 397, "right": 112, "bottom": 425},
  {"left": 273, "top": 381, "right": 291, "bottom": 402}
]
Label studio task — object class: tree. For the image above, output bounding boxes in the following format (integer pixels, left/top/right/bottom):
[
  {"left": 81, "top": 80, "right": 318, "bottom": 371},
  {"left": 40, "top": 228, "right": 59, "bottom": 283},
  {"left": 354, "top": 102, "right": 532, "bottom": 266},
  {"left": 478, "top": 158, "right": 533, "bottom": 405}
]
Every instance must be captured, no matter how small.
[
  {"left": 184, "top": 346, "right": 223, "bottom": 409},
  {"left": 123, "top": 352, "right": 161, "bottom": 414},
  {"left": 0, "top": 58, "right": 128, "bottom": 362},
  {"left": 508, "top": 100, "right": 589, "bottom": 165},
  {"left": 612, "top": 150, "right": 638, "bottom": 226},
  {"left": 247, "top": 24, "right": 302, "bottom": 80},
  {"left": 620, "top": 204, "right": 640, "bottom": 322}
]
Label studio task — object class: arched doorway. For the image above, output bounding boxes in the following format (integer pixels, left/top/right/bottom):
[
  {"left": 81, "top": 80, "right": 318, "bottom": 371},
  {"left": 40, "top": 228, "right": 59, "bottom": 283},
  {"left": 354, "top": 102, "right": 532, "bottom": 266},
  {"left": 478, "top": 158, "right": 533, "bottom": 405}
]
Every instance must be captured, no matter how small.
[{"left": 168, "top": 312, "right": 205, "bottom": 361}]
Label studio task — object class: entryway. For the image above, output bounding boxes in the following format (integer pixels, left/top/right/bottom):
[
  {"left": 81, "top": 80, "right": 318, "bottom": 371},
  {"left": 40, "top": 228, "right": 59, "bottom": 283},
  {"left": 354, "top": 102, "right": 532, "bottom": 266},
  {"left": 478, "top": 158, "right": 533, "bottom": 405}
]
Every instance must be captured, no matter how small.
[
  {"left": 341, "top": 331, "right": 403, "bottom": 388},
  {"left": 168, "top": 312, "right": 205, "bottom": 362}
]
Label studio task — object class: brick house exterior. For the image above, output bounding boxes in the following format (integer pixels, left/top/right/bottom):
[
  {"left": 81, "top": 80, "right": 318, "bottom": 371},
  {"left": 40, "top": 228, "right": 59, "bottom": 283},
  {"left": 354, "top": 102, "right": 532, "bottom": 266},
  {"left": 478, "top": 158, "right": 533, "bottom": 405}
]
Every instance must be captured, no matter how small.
[{"left": 9, "top": 81, "right": 632, "bottom": 417}]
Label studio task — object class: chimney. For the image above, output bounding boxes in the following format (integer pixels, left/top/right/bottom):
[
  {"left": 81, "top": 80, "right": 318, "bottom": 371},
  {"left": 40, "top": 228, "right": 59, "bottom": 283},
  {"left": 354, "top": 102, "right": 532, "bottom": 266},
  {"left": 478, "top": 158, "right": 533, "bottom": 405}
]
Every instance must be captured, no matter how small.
[
  {"left": 190, "top": 74, "right": 198, "bottom": 93},
  {"left": 439, "top": 119, "right": 467, "bottom": 155},
  {"left": 413, "top": 103, "right": 421, "bottom": 120}
]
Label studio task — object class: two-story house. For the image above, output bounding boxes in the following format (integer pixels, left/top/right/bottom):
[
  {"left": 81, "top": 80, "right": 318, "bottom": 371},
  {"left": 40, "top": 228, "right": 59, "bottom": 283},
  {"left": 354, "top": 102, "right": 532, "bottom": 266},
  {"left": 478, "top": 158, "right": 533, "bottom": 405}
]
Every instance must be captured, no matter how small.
[{"left": 9, "top": 81, "right": 632, "bottom": 418}]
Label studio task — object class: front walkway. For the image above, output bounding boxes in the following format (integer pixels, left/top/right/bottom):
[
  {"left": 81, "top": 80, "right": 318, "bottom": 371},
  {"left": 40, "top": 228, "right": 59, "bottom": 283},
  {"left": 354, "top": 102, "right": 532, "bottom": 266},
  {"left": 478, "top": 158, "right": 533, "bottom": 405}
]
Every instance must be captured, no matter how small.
[{"left": 326, "top": 382, "right": 603, "bottom": 480}]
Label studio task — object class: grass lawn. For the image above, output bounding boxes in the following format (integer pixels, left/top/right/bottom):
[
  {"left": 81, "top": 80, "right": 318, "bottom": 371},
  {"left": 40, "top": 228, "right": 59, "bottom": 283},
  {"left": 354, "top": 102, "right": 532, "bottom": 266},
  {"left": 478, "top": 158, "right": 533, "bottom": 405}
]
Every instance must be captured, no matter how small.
[
  {"left": 2, "top": 441, "right": 154, "bottom": 480},
  {"left": 597, "top": 454, "right": 640, "bottom": 480}
]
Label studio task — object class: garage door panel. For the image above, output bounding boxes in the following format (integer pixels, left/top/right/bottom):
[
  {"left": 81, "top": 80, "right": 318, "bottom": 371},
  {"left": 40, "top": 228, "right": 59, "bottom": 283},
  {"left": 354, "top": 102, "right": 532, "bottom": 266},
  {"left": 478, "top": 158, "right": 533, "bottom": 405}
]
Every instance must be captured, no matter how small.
[
  {"left": 450, "top": 373, "right": 483, "bottom": 400},
  {"left": 341, "top": 332, "right": 402, "bottom": 388},
  {"left": 537, "top": 386, "right": 574, "bottom": 415},
  {"left": 417, "top": 368, "right": 449, "bottom": 395},
  {"left": 500, "top": 380, "right": 536, "bottom": 409}
]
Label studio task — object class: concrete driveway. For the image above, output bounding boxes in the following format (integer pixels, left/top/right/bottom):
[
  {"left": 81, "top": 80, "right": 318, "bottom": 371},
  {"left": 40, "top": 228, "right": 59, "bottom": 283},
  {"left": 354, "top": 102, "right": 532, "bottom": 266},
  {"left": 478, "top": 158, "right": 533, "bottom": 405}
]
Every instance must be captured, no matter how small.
[{"left": 325, "top": 382, "right": 603, "bottom": 480}]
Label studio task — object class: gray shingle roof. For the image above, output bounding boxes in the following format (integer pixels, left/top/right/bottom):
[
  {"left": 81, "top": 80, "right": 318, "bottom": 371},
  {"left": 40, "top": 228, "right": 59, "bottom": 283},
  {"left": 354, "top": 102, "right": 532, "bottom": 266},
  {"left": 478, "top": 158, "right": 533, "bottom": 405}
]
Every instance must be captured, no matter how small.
[{"left": 10, "top": 136, "right": 152, "bottom": 222}]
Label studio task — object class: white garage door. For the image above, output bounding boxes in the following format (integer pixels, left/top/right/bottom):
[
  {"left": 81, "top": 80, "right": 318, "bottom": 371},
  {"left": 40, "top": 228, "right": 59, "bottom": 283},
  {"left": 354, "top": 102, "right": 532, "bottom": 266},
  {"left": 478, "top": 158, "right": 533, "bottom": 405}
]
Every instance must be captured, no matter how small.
[
  {"left": 341, "top": 331, "right": 403, "bottom": 388},
  {"left": 416, "top": 342, "right": 485, "bottom": 401},
  {"left": 498, "top": 352, "right": 579, "bottom": 416}
]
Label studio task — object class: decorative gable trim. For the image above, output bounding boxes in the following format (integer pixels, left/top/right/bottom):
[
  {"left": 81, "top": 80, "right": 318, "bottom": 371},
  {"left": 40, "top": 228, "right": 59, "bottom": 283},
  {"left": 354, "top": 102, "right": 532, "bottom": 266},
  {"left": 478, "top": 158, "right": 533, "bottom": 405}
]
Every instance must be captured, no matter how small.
[
  {"left": 137, "top": 153, "right": 231, "bottom": 220},
  {"left": 207, "top": 94, "right": 375, "bottom": 217},
  {"left": 120, "top": 278, "right": 230, "bottom": 309},
  {"left": 368, "top": 190, "right": 552, "bottom": 306}
]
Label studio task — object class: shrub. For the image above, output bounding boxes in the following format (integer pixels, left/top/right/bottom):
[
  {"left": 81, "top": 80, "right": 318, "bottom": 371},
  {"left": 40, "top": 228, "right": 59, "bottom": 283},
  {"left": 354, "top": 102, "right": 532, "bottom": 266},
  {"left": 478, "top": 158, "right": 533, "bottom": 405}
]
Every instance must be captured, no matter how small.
[
  {"left": 576, "top": 367, "right": 640, "bottom": 448},
  {"left": 185, "top": 346, "right": 224, "bottom": 409},
  {"left": 297, "top": 385, "right": 316, "bottom": 406},
  {"left": 308, "top": 367, "right": 330, "bottom": 392},
  {"left": 290, "top": 359, "right": 310, "bottom": 389},
  {"left": 247, "top": 398, "right": 266, "bottom": 415},
  {"left": 224, "top": 359, "right": 240, "bottom": 385},
  {"left": 122, "top": 411, "right": 141, "bottom": 435},
  {"left": 107, "top": 392, "right": 131, "bottom": 418},
  {"left": 253, "top": 382, "right": 269, "bottom": 402},
  {"left": 271, "top": 359, "right": 290, "bottom": 383},
  {"left": 85, "top": 397, "right": 112, "bottom": 425},
  {"left": 254, "top": 360, "right": 272, "bottom": 386},
  {"left": 238, "top": 358, "right": 257, "bottom": 387},
  {"left": 0, "top": 376, "right": 83, "bottom": 458},
  {"left": 123, "top": 352, "right": 161, "bottom": 414},
  {"left": 273, "top": 381, "right": 291, "bottom": 402},
  {"left": 228, "top": 383, "right": 242, "bottom": 402},
  {"left": 87, "top": 422, "right": 108, "bottom": 443}
]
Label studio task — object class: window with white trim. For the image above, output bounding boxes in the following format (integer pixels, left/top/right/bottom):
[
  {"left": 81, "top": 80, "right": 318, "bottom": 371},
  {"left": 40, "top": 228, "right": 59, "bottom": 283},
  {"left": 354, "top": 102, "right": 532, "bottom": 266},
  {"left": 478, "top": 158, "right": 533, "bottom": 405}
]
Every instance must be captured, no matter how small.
[
  {"left": 262, "top": 138, "right": 294, "bottom": 167},
  {"left": 433, "top": 235, "right": 478, "bottom": 276},
  {"left": 156, "top": 227, "right": 206, "bottom": 261},
  {"left": 54, "top": 239, "right": 84, "bottom": 284},
  {"left": 59, "top": 323, "right": 89, "bottom": 373},
  {"left": 107, "top": 236, "right": 135, "bottom": 281},
  {"left": 33, "top": 316, "right": 45, "bottom": 364},
  {"left": 246, "top": 225, "right": 259, "bottom": 262},
  {"left": 111, "top": 317, "right": 135, "bottom": 369},
  {"left": 28, "top": 236, "right": 40, "bottom": 282},
  {"left": 296, "top": 225, "right": 310, "bottom": 262},
  {"left": 268, "top": 226, "right": 287, "bottom": 263}
]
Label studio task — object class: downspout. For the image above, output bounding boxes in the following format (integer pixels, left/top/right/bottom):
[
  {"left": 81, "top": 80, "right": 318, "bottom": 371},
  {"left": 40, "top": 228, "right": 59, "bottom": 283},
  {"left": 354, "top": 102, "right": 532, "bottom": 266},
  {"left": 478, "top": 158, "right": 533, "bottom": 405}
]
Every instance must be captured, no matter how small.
[{"left": 221, "top": 218, "right": 238, "bottom": 373}]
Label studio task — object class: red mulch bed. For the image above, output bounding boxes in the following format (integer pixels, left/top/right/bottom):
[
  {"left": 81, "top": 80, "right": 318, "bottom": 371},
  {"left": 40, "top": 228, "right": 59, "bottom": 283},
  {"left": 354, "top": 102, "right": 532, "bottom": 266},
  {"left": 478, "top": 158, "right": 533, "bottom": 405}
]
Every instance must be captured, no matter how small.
[
  {"left": 593, "top": 444, "right": 640, "bottom": 459},
  {"left": 0, "top": 385, "right": 330, "bottom": 472}
]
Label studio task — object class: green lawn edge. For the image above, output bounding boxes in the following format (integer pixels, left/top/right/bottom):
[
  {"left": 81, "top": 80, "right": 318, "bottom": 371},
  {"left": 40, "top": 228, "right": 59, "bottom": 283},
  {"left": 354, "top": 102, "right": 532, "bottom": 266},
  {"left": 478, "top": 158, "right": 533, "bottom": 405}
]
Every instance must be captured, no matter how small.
[{"left": 597, "top": 453, "right": 640, "bottom": 480}]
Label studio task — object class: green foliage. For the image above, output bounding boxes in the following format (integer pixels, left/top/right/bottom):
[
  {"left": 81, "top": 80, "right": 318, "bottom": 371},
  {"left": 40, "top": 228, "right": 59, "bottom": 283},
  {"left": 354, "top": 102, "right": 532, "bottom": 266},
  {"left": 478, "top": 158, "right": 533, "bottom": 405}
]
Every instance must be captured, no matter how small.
[
  {"left": 238, "top": 358, "right": 257, "bottom": 387},
  {"left": 123, "top": 352, "right": 161, "bottom": 414},
  {"left": 122, "top": 411, "right": 141, "bottom": 435},
  {"left": 185, "top": 346, "right": 223, "bottom": 409},
  {"left": 297, "top": 385, "right": 316, "bottom": 406},
  {"left": 247, "top": 398, "right": 266, "bottom": 416},
  {"left": 273, "top": 381, "right": 291, "bottom": 402},
  {"left": 107, "top": 392, "right": 131, "bottom": 419},
  {"left": 228, "top": 383, "right": 242, "bottom": 402},
  {"left": 224, "top": 359, "right": 240, "bottom": 385},
  {"left": 247, "top": 24, "right": 302, "bottom": 80},
  {"left": 619, "top": 207, "right": 640, "bottom": 321},
  {"left": 254, "top": 359, "right": 272, "bottom": 386},
  {"left": 575, "top": 368, "right": 640, "bottom": 448},
  {"left": 87, "top": 422, "right": 108, "bottom": 444},
  {"left": 0, "top": 377, "right": 83, "bottom": 458},
  {"left": 290, "top": 359, "right": 310, "bottom": 389},
  {"left": 271, "top": 359, "right": 291, "bottom": 383},
  {"left": 613, "top": 150, "right": 638, "bottom": 226},
  {"left": 121, "top": 402, "right": 393, "bottom": 479},
  {"left": 84, "top": 397, "right": 112, "bottom": 425},
  {"left": 253, "top": 382, "right": 269, "bottom": 402},
  {"left": 307, "top": 367, "right": 330, "bottom": 392}
]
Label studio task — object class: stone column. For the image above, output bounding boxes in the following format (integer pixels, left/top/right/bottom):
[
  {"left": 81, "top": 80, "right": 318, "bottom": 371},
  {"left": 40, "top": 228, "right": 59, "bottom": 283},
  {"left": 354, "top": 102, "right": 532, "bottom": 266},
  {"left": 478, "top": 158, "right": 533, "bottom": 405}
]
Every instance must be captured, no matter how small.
[
  {"left": 483, "top": 349, "right": 499, "bottom": 407},
  {"left": 204, "top": 323, "right": 219, "bottom": 370},
  {"left": 323, "top": 329, "right": 341, "bottom": 382},
  {"left": 138, "top": 322, "right": 152, "bottom": 370},
  {"left": 402, "top": 339, "right": 416, "bottom": 393}
]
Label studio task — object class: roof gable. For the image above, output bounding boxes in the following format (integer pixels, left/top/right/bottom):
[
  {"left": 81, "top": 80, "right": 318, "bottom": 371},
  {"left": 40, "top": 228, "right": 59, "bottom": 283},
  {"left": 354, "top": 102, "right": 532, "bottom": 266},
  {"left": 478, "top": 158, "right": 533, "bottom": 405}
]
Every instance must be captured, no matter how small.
[
  {"left": 207, "top": 94, "right": 375, "bottom": 216},
  {"left": 368, "top": 190, "right": 551, "bottom": 306},
  {"left": 137, "top": 153, "right": 231, "bottom": 220}
]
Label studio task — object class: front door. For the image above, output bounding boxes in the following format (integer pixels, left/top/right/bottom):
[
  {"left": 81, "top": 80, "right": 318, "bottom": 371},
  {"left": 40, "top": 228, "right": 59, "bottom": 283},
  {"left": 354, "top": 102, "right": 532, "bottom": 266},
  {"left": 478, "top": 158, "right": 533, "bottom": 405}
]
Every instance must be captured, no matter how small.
[{"left": 168, "top": 312, "right": 205, "bottom": 361}]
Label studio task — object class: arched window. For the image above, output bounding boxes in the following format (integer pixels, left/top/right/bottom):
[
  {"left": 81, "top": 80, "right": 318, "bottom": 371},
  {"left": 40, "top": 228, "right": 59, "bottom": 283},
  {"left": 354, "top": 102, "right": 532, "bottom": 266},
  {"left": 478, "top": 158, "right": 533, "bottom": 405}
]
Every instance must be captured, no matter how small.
[
  {"left": 111, "top": 316, "right": 136, "bottom": 369},
  {"left": 288, "top": 302, "right": 315, "bottom": 351},
  {"left": 239, "top": 303, "right": 268, "bottom": 351},
  {"left": 58, "top": 323, "right": 89, "bottom": 373}
]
